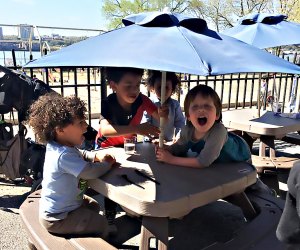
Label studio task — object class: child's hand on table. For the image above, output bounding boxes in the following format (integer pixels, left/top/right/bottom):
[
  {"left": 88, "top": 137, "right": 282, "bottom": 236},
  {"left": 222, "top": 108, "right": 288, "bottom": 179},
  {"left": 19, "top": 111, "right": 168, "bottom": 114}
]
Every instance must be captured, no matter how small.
[
  {"left": 94, "top": 152, "right": 116, "bottom": 166},
  {"left": 156, "top": 147, "right": 173, "bottom": 163},
  {"left": 136, "top": 123, "right": 160, "bottom": 138},
  {"left": 102, "top": 154, "right": 116, "bottom": 166}
]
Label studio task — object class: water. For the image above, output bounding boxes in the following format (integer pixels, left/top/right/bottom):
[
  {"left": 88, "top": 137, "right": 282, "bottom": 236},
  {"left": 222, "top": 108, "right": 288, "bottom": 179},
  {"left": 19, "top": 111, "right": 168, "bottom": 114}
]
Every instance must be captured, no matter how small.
[
  {"left": 0, "top": 50, "right": 41, "bottom": 66},
  {"left": 124, "top": 143, "right": 135, "bottom": 154}
]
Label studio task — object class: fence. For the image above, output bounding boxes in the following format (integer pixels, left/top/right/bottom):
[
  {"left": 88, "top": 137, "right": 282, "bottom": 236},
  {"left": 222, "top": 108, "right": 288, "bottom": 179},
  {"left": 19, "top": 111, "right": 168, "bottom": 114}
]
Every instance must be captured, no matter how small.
[{"left": 6, "top": 65, "right": 299, "bottom": 125}]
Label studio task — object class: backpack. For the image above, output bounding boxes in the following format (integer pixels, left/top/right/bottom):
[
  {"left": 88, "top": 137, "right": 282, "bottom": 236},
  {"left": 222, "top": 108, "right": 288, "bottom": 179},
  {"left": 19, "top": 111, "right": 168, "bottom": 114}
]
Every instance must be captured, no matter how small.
[
  {"left": 21, "top": 139, "right": 46, "bottom": 181},
  {"left": 0, "top": 91, "right": 13, "bottom": 114},
  {"left": 0, "top": 123, "right": 27, "bottom": 179}
]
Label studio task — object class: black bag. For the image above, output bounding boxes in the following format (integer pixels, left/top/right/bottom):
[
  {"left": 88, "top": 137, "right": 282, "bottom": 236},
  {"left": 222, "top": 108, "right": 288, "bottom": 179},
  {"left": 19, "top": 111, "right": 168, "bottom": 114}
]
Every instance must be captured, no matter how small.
[
  {"left": 0, "top": 88, "right": 13, "bottom": 114},
  {"left": 0, "top": 123, "right": 27, "bottom": 179},
  {"left": 21, "top": 139, "right": 46, "bottom": 181}
]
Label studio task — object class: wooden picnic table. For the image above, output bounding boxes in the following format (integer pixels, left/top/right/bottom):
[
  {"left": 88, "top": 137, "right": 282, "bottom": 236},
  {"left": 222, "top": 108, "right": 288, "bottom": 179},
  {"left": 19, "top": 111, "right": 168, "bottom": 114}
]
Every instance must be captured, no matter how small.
[{"left": 88, "top": 142, "right": 257, "bottom": 250}]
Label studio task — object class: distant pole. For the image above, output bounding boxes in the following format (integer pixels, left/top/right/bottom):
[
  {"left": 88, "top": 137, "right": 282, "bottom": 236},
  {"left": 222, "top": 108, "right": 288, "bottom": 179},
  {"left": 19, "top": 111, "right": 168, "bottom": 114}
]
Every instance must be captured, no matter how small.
[
  {"left": 3, "top": 51, "right": 6, "bottom": 66},
  {"left": 29, "top": 53, "right": 33, "bottom": 77},
  {"left": 11, "top": 49, "right": 17, "bottom": 69}
]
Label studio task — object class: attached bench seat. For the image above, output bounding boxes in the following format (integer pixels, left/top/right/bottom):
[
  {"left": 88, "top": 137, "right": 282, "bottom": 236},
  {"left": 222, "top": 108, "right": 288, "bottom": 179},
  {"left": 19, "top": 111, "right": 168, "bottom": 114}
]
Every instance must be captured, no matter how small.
[
  {"left": 252, "top": 155, "right": 300, "bottom": 173},
  {"left": 205, "top": 190, "right": 286, "bottom": 250},
  {"left": 19, "top": 190, "right": 117, "bottom": 250},
  {"left": 252, "top": 155, "right": 300, "bottom": 198}
]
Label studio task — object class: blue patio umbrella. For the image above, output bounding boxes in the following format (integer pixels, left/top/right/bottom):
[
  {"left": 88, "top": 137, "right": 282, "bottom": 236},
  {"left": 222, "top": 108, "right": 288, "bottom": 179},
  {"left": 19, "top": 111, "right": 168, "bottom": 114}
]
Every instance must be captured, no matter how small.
[
  {"left": 24, "top": 11, "right": 300, "bottom": 145},
  {"left": 222, "top": 13, "right": 300, "bottom": 49},
  {"left": 24, "top": 11, "right": 300, "bottom": 76}
]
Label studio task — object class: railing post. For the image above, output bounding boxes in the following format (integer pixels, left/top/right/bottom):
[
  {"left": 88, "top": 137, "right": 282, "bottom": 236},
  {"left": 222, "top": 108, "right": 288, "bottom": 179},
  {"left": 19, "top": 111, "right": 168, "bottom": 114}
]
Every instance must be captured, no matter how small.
[
  {"left": 100, "top": 67, "right": 107, "bottom": 99},
  {"left": 87, "top": 68, "right": 92, "bottom": 124}
]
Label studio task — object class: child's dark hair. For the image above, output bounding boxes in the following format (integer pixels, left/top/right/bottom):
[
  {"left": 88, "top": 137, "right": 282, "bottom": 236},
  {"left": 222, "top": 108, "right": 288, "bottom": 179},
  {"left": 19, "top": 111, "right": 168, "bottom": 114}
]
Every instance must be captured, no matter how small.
[
  {"left": 105, "top": 67, "right": 144, "bottom": 83},
  {"left": 148, "top": 71, "right": 180, "bottom": 93},
  {"left": 184, "top": 85, "right": 222, "bottom": 124},
  {"left": 27, "top": 93, "right": 87, "bottom": 144}
]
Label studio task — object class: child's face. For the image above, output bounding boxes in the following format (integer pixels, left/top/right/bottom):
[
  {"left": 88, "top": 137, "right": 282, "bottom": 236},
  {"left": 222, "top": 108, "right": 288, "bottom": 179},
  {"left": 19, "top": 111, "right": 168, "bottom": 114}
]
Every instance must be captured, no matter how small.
[
  {"left": 187, "top": 94, "right": 219, "bottom": 135},
  {"left": 153, "top": 80, "right": 173, "bottom": 101},
  {"left": 110, "top": 73, "right": 141, "bottom": 107},
  {"left": 56, "top": 119, "right": 88, "bottom": 147}
]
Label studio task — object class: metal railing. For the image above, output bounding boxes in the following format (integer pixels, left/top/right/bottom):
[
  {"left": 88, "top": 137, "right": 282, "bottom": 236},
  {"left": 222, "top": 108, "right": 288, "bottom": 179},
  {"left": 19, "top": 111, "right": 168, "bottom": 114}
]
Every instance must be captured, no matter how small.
[{"left": 5, "top": 64, "right": 299, "bottom": 125}]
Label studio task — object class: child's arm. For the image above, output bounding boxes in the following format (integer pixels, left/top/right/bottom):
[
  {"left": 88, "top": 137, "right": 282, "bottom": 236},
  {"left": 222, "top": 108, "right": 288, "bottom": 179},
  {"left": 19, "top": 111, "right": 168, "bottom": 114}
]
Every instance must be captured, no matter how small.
[
  {"left": 141, "top": 94, "right": 167, "bottom": 123},
  {"left": 59, "top": 149, "right": 114, "bottom": 180},
  {"left": 196, "top": 124, "right": 227, "bottom": 167},
  {"left": 100, "top": 119, "right": 160, "bottom": 138},
  {"left": 156, "top": 123, "right": 227, "bottom": 168},
  {"left": 156, "top": 148, "right": 202, "bottom": 168},
  {"left": 151, "top": 103, "right": 169, "bottom": 122},
  {"left": 78, "top": 152, "right": 116, "bottom": 179},
  {"left": 156, "top": 127, "right": 197, "bottom": 167}
]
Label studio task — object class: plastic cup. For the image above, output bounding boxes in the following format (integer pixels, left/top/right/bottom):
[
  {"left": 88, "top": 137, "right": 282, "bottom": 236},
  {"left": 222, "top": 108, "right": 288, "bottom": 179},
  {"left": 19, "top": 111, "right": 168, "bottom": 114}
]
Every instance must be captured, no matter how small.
[
  {"left": 272, "top": 102, "right": 282, "bottom": 114},
  {"left": 124, "top": 137, "right": 136, "bottom": 154}
]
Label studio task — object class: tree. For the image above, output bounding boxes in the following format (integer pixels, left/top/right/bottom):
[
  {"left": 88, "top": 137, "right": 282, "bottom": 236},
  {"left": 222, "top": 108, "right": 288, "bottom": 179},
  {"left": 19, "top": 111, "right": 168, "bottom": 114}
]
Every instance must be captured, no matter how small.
[
  {"left": 187, "top": 0, "right": 273, "bottom": 31},
  {"left": 188, "top": 0, "right": 232, "bottom": 32},
  {"left": 102, "top": 0, "right": 189, "bottom": 30},
  {"left": 101, "top": 0, "right": 300, "bottom": 32},
  {"left": 277, "top": 0, "right": 300, "bottom": 22}
]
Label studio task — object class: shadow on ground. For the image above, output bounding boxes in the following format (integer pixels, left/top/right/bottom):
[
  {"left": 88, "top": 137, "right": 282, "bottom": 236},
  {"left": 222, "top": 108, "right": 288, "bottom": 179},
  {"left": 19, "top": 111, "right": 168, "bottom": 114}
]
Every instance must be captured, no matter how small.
[
  {"left": 0, "top": 177, "right": 30, "bottom": 211},
  {"left": 108, "top": 200, "right": 245, "bottom": 250},
  {"left": 0, "top": 192, "right": 29, "bottom": 211}
]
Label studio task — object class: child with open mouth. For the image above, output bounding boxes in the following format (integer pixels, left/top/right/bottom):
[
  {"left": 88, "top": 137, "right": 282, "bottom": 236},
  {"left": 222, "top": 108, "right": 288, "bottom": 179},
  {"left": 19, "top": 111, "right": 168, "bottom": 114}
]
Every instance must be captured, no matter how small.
[{"left": 156, "top": 84, "right": 251, "bottom": 168}]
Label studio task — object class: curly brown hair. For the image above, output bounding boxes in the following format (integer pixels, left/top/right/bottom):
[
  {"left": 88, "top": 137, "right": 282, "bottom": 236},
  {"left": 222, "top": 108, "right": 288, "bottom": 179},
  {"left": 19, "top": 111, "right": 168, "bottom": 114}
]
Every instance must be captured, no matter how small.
[{"left": 27, "top": 93, "right": 87, "bottom": 144}]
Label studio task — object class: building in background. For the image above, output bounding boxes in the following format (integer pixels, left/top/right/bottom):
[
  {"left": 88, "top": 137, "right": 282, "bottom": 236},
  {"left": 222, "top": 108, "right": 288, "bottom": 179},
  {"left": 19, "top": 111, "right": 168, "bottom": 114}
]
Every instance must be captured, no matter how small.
[
  {"left": 0, "top": 27, "right": 3, "bottom": 40},
  {"left": 18, "top": 24, "right": 33, "bottom": 40}
]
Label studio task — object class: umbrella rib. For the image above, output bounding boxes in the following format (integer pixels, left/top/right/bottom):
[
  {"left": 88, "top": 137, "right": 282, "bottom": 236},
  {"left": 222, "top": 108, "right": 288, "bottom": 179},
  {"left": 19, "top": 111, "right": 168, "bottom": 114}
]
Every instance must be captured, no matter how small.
[{"left": 177, "top": 27, "right": 210, "bottom": 76}]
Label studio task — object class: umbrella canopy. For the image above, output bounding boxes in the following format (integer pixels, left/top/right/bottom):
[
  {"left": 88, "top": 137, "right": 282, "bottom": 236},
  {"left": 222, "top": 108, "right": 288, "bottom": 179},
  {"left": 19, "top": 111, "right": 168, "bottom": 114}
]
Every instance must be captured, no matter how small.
[
  {"left": 222, "top": 13, "right": 300, "bottom": 49},
  {"left": 24, "top": 11, "right": 300, "bottom": 75}
]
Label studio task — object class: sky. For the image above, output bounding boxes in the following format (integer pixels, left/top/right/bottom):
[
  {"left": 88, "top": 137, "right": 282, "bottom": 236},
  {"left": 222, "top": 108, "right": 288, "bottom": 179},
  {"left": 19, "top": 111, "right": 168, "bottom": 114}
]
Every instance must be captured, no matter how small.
[{"left": 0, "top": 0, "right": 107, "bottom": 37}]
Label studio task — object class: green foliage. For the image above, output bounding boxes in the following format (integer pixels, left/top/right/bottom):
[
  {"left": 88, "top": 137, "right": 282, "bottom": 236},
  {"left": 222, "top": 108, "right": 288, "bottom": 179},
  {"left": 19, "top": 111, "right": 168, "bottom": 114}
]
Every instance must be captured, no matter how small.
[
  {"left": 277, "top": 0, "right": 300, "bottom": 22},
  {"left": 102, "top": 0, "right": 189, "bottom": 30},
  {"left": 188, "top": 0, "right": 274, "bottom": 31},
  {"left": 101, "top": 0, "right": 300, "bottom": 32}
]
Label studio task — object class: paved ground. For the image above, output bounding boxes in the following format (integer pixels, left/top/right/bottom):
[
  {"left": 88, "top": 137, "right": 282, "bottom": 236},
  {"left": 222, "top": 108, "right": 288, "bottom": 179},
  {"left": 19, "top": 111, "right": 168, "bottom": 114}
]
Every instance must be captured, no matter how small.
[
  {"left": 0, "top": 179, "right": 31, "bottom": 250},
  {"left": 0, "top": 139, "right": 299, "bottom": 250}
]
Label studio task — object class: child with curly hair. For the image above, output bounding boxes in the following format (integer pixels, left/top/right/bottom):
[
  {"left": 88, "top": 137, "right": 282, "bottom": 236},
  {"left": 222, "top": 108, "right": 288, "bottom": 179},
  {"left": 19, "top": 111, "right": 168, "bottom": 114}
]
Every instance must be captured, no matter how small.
[
  {"left": 27, "top": 93, "right": 115, "bottom": 237},
  {"left": 144, "top": 71, "right": 185, "bottom": 142}
]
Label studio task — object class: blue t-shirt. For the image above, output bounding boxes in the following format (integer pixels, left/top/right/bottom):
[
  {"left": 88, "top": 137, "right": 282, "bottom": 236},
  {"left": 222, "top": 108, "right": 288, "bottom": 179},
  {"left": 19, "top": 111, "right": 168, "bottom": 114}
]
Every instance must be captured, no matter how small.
[{"left": 40, "top": 141, "right": 95, "bottom": 218}]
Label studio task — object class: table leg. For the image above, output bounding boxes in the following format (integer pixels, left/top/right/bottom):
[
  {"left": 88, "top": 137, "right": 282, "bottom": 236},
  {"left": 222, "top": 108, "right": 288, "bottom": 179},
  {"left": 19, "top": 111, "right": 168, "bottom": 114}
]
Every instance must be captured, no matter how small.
[
  {"left": 139, "top": 216, "right": 168, "bottom": 250},
  {"left": 259, "top": 136, "right": 276, "bottom": 158},
  {"left": 224, "top": 192, "right": 257, "bottom": 221},
  {"left": 259, "top": 142, "right": 266, "bottom": 157}
]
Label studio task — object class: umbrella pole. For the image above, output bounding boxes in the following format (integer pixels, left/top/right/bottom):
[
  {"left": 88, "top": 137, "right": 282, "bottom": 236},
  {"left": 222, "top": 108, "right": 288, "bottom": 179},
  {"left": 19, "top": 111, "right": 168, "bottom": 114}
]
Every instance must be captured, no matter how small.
[
  {"left": 257, "top": 73, "right": 262, "bottom": 117},
  {"left": 159, "top": 71, "right": 167, "bottom": 148}
]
